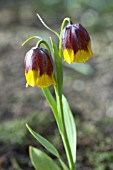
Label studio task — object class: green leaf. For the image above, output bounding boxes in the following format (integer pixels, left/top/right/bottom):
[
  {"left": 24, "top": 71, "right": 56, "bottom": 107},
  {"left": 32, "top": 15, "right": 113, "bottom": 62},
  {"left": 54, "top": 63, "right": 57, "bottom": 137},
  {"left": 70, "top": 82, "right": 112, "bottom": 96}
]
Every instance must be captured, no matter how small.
[
  {"left": 41, "top": 88, "right": 61, "bottom": 131},
  {"left": 26, "top": 124, "right": 69, "bottom": 170},
  {"left": 29, "top": 146, "right": 61, "bottom": 170},
  {"left": 50, "top": 38, "right": 63, "bottom": 132},
  {"left": 50, "top": 38, "right": 63, "bottom": 97},
  {"left": 26, "top": 124, "right": 60, "bottom": 158},
  {"left": 37, "top": 13, "right": 60, "bottom": 39},
  {"left": 62, "top": 95, "right": 76, "bottom": 163}
]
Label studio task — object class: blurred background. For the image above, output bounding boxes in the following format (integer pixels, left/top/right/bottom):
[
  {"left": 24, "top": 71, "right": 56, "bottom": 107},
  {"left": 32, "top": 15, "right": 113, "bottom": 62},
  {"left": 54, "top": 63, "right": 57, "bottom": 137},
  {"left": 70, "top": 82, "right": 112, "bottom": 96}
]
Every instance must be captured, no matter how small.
[{"left": 0, "top": 0, "right": 113, "bottom": 169}]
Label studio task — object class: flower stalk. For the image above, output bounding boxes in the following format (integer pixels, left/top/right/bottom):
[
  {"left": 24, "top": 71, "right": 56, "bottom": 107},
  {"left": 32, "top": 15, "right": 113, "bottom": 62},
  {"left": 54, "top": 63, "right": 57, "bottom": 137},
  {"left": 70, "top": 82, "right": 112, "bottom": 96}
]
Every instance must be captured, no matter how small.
[{"left": 59, "top": 17, "right": 72, "bottom": 57}]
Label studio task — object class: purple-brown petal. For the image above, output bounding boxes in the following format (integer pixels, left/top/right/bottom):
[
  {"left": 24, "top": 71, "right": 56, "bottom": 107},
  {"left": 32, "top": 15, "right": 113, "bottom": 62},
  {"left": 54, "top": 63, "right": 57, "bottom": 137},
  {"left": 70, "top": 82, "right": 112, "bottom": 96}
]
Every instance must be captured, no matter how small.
[
  {"left": 24, "top": 47, "right": 56, "bottom": 88},
  {"left": 62, "top": 23, "right": 93, "bottom": 63}
]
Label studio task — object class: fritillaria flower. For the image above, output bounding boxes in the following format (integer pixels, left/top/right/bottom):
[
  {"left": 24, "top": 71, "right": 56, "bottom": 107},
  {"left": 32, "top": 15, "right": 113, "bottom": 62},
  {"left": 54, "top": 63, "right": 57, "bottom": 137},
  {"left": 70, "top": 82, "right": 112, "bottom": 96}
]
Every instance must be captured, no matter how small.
[
  {"left": 62, "top": 23, "right": 93, "bottom": 64},
  {"left": 24, "top": 47, "right": 56, "bottom": 87}
]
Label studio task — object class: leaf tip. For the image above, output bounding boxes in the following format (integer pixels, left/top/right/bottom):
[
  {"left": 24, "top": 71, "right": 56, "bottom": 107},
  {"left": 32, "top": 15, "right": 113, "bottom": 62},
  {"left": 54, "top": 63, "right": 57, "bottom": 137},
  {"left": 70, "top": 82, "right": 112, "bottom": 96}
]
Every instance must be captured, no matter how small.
[
  {"left": 26, "top": 123, "right": 32, "bottom": 133},
  {"left": 26, "top": 123, "right": 29, "bottom": 128},
  {"left": 29, "top": 145, "right": 32, "bottom": 150},
  {"left": 29, "top": 145, "right": 33, "bottom": 158},
  {"left": 36, "top": 13, "right": 41, "bottom": 20}
]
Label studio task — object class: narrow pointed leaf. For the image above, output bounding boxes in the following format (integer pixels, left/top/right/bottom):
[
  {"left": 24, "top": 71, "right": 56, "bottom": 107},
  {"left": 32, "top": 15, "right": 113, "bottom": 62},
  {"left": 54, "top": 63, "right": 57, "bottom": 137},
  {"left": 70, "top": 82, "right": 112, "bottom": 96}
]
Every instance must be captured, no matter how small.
[
  {"left": 26, "top": 124, "right": 60, "bottom": 158},
  {"left": 41, "top": 88, "right": 61, "bottom": 131},
  {"left": 50, "top": 38, "right": 63, "bottom": 131},
  {"left": 29, "top": 146, "right": 61, "bottom": 170},
  {"left": 27, "top": 124, "right": 69, "bottom": 170},
  {"left": 62, "top": 95, "right": 76, "bottom": 163},
  {"left": 50, "top": 38, "right": 63, "bottom": 95},
  {"left": 37, "top": 13, "right": 60, "bottom": 38}
]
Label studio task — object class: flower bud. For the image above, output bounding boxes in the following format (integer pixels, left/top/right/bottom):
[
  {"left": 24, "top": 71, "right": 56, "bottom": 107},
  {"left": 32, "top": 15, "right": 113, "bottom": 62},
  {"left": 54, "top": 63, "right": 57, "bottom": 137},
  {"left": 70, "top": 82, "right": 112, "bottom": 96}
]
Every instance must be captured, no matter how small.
[
  {"left": 62, "top": 24, "right": 93, "bottom": 64},
  {"left": 24, "top": 47, "right": 56, "bottom": 87}
]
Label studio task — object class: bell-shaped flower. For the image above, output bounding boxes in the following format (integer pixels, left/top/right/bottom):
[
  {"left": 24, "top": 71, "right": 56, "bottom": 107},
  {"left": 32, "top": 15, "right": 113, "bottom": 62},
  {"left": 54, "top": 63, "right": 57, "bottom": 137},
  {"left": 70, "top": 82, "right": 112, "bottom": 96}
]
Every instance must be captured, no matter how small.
[
  {"left": 62, "top": 23, "right": 93, "bottom": 64},
  {"left": 24, "top": 47, "right": 56, "bottom": 87}
]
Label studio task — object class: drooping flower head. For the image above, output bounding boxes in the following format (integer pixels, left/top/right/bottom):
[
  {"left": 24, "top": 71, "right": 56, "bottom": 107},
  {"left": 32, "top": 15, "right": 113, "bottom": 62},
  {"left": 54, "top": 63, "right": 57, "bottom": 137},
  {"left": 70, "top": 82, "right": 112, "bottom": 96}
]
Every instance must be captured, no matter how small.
[
  {"left": 24, "top": 47, "right": 56, "bottom": 87},
  {"left": 62, "top": 23, "right": 93, "bottom": 64}
]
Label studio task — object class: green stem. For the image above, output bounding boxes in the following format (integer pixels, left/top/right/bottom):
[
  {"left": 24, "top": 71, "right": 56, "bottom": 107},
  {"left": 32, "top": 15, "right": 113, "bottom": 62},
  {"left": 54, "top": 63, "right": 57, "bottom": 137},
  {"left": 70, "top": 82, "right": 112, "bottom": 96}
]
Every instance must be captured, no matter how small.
[
  {"left": 37, "top": 40, "right": 51, "bottom": 53},
  {"left": 41, "top": 88, "right": 61, "bottom": 131},
  {"left": 56, "top": 90, "right": 74, "bottom": 170},
  {"left": 58, "top": 18, "right": 75, "bottom": 168},
  {"left": 60, "top": 98, "right": 75, "bottom": 170},
  {"left": 21, "top": 36, "right": 42, "bottom": 46},
  {"left": 59, "top": 17, "right": 72, "bottom": 57},
  {"left": 51, "top": 36, "right": 74, "bottom": 169},
  {"left": 60, "top": 17, "right": 72, "bottom": 35},
  {"left": 42, "top": 88, "right": 74, "bottom": 170}
]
